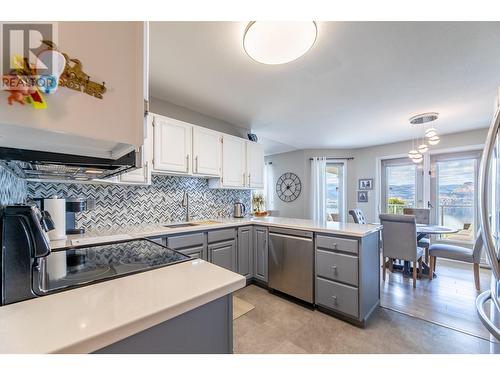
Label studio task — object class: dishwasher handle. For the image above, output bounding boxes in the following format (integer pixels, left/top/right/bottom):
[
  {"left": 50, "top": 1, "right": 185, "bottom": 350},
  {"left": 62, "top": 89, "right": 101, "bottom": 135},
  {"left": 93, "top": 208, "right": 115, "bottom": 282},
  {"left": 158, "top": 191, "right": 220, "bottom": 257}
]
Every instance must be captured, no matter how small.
[{"left": 269, "top": 232, "right": 313, "bottom": 242}]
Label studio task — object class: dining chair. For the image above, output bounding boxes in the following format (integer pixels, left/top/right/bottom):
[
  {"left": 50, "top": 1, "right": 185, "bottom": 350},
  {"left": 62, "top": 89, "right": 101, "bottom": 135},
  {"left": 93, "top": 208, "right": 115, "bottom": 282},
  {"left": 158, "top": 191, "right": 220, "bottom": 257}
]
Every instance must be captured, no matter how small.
[
  {"left": 403, "top": 208, "right": 431, "bottom": 261},
  {"left": 428, "top": 232, "right": 483, "bottom": 290},
  {"left": 349, "top": 209, "right": 366, "bottom": 224},
  {"left": 379, "top": 214, "right": 424, "bottom": 288}
]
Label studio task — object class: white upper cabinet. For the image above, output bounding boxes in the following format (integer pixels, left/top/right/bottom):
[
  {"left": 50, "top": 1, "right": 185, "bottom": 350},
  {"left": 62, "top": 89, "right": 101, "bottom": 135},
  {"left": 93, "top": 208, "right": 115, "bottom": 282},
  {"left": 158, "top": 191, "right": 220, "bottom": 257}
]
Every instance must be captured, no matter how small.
[
  {"left": 152, "top": 115, "right": 192, "bottom": 174},
  {"left": 220, "top": 135, "right": 247, "bottom": 188},
  {"left": 246, "top": 141, "right": 265, "bottom": 189},
  {"left": 147, "top": 112, "right": 264, "bottom": 189},
  {"left": 192, "top": 126, "right": 221, "bottom": 177}
]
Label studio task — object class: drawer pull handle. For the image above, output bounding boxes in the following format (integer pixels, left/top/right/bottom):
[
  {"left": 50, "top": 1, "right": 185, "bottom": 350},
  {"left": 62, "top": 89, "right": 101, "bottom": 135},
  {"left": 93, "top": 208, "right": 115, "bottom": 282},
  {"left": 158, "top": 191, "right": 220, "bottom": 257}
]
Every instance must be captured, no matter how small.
[
  {"left": 331, "top": 296, "right": 338, "bottom": 305},
  {"left": 332, "top": 243, "right": 338, "bottom": 249},
  {"left": 331, "top": 265, "right": 337, "bottom": 274}
]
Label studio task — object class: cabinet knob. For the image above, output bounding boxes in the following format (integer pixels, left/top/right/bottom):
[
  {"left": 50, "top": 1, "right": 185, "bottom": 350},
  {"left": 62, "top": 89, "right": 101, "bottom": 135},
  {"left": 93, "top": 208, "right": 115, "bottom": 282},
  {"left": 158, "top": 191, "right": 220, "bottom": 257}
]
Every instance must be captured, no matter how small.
[{"left": 331, "top": 296, "right": 338, "bottom": 305}]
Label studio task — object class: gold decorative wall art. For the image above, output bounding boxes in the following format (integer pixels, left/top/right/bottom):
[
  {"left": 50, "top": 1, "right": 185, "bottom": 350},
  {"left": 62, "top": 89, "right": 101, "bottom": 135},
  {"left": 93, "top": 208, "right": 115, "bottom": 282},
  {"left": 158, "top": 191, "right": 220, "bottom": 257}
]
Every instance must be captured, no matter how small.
[{"left": 43, "top": 40, "right": 107, "bottom": 99}]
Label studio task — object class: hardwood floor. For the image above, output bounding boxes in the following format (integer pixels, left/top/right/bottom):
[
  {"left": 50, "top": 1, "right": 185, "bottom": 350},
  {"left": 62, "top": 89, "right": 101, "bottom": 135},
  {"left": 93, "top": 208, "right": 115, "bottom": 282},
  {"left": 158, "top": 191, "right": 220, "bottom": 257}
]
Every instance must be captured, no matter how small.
[{"left": 380, "top": 258, "right": 496, "bottom": 342}]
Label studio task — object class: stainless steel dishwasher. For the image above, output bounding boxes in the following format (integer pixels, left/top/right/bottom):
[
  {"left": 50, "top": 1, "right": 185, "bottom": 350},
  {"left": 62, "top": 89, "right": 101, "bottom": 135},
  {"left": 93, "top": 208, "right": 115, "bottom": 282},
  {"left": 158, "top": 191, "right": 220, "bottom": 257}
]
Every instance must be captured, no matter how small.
[{"left": 268, "top": 227, "right": 314, "bottom": 303}]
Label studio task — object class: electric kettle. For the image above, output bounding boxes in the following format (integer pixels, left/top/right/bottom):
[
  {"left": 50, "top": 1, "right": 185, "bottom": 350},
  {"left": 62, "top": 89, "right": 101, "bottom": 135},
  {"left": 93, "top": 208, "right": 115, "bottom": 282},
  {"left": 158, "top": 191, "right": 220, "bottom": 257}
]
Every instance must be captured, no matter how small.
[{"left": 233, "top": 202, "right": 246, "bottom": 218}]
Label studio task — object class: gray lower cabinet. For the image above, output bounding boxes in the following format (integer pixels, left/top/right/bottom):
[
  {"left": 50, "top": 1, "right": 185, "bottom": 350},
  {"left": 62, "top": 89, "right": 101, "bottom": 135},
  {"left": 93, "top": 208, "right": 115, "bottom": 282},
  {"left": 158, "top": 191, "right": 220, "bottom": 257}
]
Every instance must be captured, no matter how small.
[
  {"left": 208, "top": 228, "right": 237, "bottom": 272},
  {"left": 95, "top": 295, "right": 233, "bottom": 354},
  {"left": 237, "top": 226, "right": 253, "bottom": 279},
  {"left": 208, "top": 240, "right": 237, "bottom": 272},
  {"left": 253, "top": 226, "right": 268, "bottom": 283},
  {"left": 167, "top": 232, "right": 207, "bottom": 260},
  {"left": 315, "top": 231, "right": 380, "bottom": 327}
]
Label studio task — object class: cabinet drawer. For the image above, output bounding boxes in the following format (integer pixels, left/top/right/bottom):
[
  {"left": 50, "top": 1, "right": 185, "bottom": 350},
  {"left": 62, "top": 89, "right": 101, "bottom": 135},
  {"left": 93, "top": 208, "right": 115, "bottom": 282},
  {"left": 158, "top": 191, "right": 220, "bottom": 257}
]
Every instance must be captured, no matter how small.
[
  {"left": 207, "top": 228, "right": 236, "bottom": 243},
  {"left": 167, "top": 233, "right": 204, "bottom": 249},
  {"left": 316, "top": 250, "right": 358, "bottom": 286},
  {"left": 316, "top": 277, "right": 359, "bottom": 318},
  {"left": 316, "top": 235, "right": 358, "bottom": 254}
]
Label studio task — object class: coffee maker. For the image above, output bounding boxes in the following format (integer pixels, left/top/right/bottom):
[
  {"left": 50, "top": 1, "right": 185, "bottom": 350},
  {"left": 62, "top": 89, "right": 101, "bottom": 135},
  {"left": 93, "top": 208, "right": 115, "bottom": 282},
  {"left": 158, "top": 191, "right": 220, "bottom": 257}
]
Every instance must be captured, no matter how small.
[{"left": 0, "top": 204, "right": 53, "bottom": 305}]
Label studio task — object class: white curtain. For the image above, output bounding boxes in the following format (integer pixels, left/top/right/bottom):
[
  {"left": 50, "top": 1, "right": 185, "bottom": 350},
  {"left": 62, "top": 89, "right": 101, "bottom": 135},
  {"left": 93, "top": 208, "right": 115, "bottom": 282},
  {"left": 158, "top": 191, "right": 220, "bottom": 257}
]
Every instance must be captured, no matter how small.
[
  {"left": 311, "top": 157, "right": 327, "bottom": 222},
  {"left": 263, "top": 162, "right": 274, "bottom": 211}
]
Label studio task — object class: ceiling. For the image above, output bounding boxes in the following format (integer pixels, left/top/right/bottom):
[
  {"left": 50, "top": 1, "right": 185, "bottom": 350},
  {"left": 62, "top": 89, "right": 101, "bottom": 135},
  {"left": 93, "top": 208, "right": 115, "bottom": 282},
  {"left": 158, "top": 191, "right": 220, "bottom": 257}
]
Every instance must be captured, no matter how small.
[{"left": 150, "top": 22, "right": 500, "bottom": 154}]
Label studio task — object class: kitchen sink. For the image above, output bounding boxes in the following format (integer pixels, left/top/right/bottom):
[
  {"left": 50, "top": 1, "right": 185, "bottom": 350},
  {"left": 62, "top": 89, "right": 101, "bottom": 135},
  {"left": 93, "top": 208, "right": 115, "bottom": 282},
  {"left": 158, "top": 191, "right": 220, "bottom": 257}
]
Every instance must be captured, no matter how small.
[
  {"left": 163, "top": 220, "right": 222, "bottom": 229},
  {"left": 191, "top": 220, "right": 222, "bottom": 225},
  {"left": 163, "top": 223, "right": 200, "bottom": 229}
]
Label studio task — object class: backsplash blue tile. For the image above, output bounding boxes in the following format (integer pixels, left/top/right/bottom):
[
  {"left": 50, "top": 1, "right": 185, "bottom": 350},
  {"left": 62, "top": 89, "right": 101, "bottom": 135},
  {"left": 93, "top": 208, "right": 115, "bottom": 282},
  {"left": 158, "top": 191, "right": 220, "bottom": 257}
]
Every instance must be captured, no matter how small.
[
  {"left": 0, "top": 165, "right": 27, "bottom": 206},
  {"left": 27, "top": 175, "right": 251, "bottom": 230}
]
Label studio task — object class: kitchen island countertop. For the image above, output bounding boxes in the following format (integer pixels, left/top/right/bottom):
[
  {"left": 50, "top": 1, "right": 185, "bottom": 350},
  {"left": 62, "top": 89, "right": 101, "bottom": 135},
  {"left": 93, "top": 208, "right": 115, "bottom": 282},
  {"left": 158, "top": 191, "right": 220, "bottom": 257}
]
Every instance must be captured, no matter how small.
[{"left": 0, "top": 259, "right": 245, "bottom": 354}]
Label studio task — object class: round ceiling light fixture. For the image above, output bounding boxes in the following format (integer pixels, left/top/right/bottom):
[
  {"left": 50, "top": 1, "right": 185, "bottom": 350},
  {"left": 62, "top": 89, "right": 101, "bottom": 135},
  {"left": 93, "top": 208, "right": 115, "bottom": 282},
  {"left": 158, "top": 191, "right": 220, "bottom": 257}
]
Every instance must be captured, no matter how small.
[
  {"left": 409, "top": 112, "right": 439, "bottom": 125},
  {"left": 243, "top": 21, "right": 317, "bottom": 65}
]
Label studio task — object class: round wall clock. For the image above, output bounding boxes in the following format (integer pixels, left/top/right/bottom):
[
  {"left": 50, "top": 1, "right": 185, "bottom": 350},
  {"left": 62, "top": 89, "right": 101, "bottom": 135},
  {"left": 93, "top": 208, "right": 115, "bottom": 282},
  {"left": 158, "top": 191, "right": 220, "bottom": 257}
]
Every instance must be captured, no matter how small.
[{"left": 276, "top": 172, "right": 302, "bottom": 202}]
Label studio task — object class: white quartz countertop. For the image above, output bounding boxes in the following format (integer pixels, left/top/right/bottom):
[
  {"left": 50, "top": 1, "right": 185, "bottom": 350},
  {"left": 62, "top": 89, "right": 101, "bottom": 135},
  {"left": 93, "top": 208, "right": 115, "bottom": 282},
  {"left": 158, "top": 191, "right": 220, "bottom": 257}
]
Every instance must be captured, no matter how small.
[
  {"left": 0, "top": 259, "right": 245, "bottom": 354},
  {"left": 51, "top": 216, "right": 382, "bottom": 250}
]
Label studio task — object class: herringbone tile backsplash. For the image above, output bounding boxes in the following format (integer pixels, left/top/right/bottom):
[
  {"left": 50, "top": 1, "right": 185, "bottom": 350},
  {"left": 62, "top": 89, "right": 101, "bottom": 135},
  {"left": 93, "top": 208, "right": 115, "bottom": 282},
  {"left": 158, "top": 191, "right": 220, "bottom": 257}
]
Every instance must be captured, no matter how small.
[
  {"left": 0, "top": 165, "right": 27, "bottom": 206},
  {"left": 27, "top": 175, "right": 251, "bottom": 230}
]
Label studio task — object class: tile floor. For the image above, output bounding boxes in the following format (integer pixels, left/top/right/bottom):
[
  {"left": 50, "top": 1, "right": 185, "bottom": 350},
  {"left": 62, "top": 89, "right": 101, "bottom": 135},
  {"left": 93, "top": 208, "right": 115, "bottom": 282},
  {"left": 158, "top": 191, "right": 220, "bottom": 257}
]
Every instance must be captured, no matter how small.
[{"left": 233, "top": 284, "right": 499, "bottom": 354}]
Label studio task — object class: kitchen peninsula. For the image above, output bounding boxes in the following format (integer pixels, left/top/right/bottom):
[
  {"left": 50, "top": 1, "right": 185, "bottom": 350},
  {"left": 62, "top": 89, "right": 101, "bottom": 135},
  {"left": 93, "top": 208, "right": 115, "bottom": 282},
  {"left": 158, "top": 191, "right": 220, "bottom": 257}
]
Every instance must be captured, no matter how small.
[{"left": 0, "top": 217, "right": 381, "bottom": 354}]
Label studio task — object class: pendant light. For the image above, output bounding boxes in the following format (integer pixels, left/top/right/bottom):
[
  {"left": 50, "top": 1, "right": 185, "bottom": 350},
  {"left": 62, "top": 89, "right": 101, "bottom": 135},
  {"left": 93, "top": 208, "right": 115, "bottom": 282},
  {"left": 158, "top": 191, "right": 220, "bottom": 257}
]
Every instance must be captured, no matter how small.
[
  {"left": 243, "top": 21, "right": 317, "bottom": 65},
  {"left": 408, "top": 112, "right": 439, "bottom": 162}
]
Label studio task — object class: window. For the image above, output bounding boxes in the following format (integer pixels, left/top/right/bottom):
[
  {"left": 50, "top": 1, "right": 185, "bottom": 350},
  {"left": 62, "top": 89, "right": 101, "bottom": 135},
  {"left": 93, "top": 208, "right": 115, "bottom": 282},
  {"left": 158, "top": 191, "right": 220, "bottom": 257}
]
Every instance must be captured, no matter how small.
[
  {"left": 381, "top": 158, "right": 423, "bottom": 214},
  {"left": 430, "top": 151, "right": 481, "bottom": 243},
  {"left": 326, "top": 163, "right": 345, "bottom": 221}
]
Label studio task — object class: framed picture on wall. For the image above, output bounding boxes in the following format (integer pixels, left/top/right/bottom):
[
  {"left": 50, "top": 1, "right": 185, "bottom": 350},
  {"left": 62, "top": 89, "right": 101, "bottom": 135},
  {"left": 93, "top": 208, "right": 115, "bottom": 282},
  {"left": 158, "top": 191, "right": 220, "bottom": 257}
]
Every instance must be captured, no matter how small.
[
  {"left": 357, "top": 191, "right": 368, "bottom": 203},
  {"left": 358, "top": 178, "right": 373, "bottom": 190}
]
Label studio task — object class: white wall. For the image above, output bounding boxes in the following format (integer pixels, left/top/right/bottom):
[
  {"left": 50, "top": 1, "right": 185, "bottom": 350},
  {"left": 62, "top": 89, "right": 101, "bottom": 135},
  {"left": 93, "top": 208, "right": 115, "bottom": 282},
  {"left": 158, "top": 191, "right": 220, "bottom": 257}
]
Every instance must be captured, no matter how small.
[
  {"left": 265, "top": 128, "right": 488, "bottom": 222},
  {"left": 150, "top": 97, "right": 250, "bottom": 138},
  {"left": 265, "top": 150, "right": 308, "bottom": 218}
]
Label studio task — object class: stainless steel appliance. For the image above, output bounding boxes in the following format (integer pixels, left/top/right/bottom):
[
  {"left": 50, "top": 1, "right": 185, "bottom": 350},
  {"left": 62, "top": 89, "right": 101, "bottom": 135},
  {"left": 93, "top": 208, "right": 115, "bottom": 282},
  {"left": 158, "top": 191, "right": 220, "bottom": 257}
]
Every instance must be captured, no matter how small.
[
  {"left": 0, "top": 204, "right": 189, "bottom": 305},
  {"left": 65, "top": 197, "right": 95, "bottom": 234},
  {"left": 478, "top": 102, "right": 500, "bottom": 341},
  {"left": 268, "top": 227, "right": 314, "bottom": 303},
  {"left": 233, "top": 202, "right": 246, "bottom": 218}
]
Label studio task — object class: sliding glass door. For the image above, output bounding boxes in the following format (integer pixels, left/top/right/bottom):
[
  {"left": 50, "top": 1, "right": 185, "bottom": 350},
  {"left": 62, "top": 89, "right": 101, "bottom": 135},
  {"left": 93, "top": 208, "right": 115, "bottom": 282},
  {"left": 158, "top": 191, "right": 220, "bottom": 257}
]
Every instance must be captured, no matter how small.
[
  {"left": 430, "top": 151, "right": 481, "bottom": 243},
  {"left": 381, "top": 158, "right": 423, "bottom": 214}
]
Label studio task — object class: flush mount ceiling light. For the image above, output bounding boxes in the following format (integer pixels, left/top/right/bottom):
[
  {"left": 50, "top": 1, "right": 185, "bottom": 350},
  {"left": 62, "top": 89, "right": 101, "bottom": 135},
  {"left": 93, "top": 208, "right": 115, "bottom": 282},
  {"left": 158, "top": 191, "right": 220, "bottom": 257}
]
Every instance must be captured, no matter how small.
[
  {"left": 243, "top": 21, "right": 317, "bottom": 65},
  {"left": 408, "top": 112, "right": 440, "bottom": 160}
]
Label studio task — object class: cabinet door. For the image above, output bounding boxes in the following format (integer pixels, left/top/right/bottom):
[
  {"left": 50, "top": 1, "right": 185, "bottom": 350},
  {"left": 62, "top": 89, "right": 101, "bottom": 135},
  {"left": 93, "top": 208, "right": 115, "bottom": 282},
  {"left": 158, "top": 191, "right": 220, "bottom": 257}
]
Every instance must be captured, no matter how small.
[
  {"left": 221, "top": 135, "right": 246, "bottom": 187},
  {"left": 209, "top": 240, "right": 237, "bottom": 272},
  {"left": 237, "top": 226, "right": 253, "bottom": 278},
  {"left": 153, "top": 115, "right": 192, "bottom": 173},
  {"left": 254, "top": 226, "right": 268, "bottom": 282},
  {"left": 179, "top": 245, "right": 205, "bottom": 260},
  {"left": 120, "top": 114, "right": 153, "bottom": 184},
  {"left": 192, "top": 127, "right": 221, "bottom": 176},
  {"left": 246, "top": 142, "right": 265, "bottom": 189}
]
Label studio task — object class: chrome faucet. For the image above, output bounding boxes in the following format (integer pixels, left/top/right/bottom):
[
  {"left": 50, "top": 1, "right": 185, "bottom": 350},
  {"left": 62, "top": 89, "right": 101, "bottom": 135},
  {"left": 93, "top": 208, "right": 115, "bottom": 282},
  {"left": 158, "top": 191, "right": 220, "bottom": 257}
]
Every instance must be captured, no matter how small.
[{"left": 181, "top": 191, "right": 190, "bottom": 222}]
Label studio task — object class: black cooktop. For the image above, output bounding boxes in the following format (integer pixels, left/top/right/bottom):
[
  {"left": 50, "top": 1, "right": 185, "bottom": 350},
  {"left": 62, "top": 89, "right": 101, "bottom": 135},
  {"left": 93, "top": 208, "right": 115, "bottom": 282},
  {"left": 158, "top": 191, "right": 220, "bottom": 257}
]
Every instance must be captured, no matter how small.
[{"left": 46, "top": 239, "right": 190, "bottom": 292}]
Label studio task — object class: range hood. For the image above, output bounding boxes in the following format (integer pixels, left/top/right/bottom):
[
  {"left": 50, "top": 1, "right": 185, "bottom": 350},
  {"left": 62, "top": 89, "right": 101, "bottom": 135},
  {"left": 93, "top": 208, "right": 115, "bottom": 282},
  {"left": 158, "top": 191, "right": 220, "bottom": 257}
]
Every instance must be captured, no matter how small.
[{"left": 0, "top": 147, "right": 140, "bottom": 181}]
